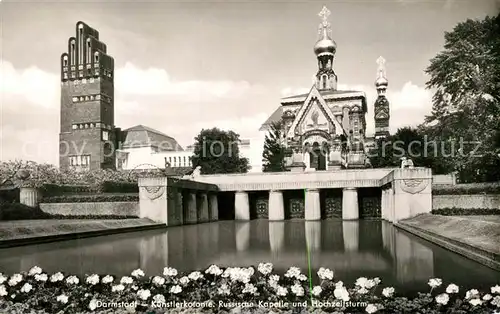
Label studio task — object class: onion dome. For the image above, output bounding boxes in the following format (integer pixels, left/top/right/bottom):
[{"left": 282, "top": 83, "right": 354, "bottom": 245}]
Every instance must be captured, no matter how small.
[
  {"left": 375, "top": 56, "right": 388, "bottom": 89},
  {"left": 314, "top": 27, "right": 336, "bottom": 56},
  {"left": 375, "top": 74, "right": 388, "bottom": 88}
]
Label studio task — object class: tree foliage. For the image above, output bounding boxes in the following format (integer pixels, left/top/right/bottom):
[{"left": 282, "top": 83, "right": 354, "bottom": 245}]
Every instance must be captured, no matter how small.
[
  {"left": 191, "top": 128, "right": 250, "bottom": 174},
  {"left": 368, "top": 127, "right": 453, "bottom": 174},
  {"left": 423, "top": 13, "right": 500, "bottom": 182},
  {"left": 262, "top": 120, "right": 287, "bottom": 172}
]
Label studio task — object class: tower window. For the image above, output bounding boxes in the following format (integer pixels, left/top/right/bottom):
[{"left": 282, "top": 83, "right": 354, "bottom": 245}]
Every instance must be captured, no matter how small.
[
  {"left": 102, "top": 130, "right": 109, "bottom": 141},
  {"left": 63, "top": 56, "right": 68, "bottom": 67},
  {"left": 72, "top": 97, "right": 78, "bottom": 102},
  {"left": 86, "top": 38, "right": 92, "bottom": 63},
  {"left": 94, "top": 52, "right": 99, "bottom": 63},
  {"left": 72, "top": 125, "right": 77, "bottom": 130}
]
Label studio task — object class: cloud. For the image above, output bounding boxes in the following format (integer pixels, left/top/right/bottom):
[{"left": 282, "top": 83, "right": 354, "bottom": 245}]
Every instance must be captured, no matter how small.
[{"left": 115, "top": 62, "right": 262, "bottom": 100}]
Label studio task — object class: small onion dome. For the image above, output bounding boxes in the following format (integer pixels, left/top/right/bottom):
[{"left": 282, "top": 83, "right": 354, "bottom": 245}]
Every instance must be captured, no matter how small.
[
  {"left": 314, "top": 28, "right": 336, "bottom": 56},
  {"left": 375, "top": 75, "right": 388, "bottom": 88}
]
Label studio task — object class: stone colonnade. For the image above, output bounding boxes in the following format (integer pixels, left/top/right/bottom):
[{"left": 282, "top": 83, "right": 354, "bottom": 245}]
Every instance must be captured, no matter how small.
[{"left": 235, "top": 188, "right": 360, "bottom": 221}]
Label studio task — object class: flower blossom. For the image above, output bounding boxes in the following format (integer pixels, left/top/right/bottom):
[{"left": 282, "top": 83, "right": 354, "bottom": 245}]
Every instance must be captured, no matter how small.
[
  {"left": 152, "top": 276, "right": 165, "bottom": 286},
  {"left": 435, "top": 293, "right": 449, "bottom": 305},
  {"left": 491, "top": 296, "right": 500, "bottom": 307},
  {"left": 0, "top": 285, "right": 7, "bottom": 297},
  {"left": 0, "top": 274, "right": 7, "bottom": 284},
  {"left": 137, "top": 289, "right": 151, "bottom": 300},
  {"left": 8, "top": 274, "right": 22, "bottom": 287},
  {"left": 222, "top": 267, "right": 253, "bottom": 283},
  {"left": 66, "top": 276, "right": 79, "bottom": 285},
  {"left": 28, "top": 266, "right": 42, "bottom": 276},
  {"left": 276, "top": 286, "right": 288, "bottom": 296},
  {"left": 312, "top": 286, "right": 322, "bottom": 296},
  {"left": 56, "top": 294, "right": 68, "bottom": 304},
  {"left": 469, "top": 298, "right": 483, "bottom": 306},
  {"left": 112, "top": 284, "right": 125, "bottom": 292},
  {"left": 89, "top": 299, "right": 98, "bottom": 311},
  {"left": 34, "top": 274, "right": 48, "bottom": 282},
  {"left": 218, "top": 284, "right": 230, "bottom": 295},
  {"left": 179, "top": 276, "right": 189, "bottom": 285},
  {"left": 428, "top": 278, "right": 442, "bottom": 288},
  {"left": 131, "top": 269, "right": 145, "bottom": 278},
  {"left": 188, "top": 271, "right": 203, "bottom": 281},
  {"left": 20, "top": 283, "right": 32, "bottom": 293},
  {"left": 120, "top": 276, "right": 134, "bottom": 285},
  {"left": 365, "top": 304, "right": 377, "bottom": 313},
  {"left": 355, "top": 277, "right": 369, "bottom": 288},
  {"left": 483, "top": 294, "right": 493, "bottom": 301},
  {"left": 334, "top": 286, "right": 350, "bottom": 301},
  {"left": 163, "top": 267, "right": 178, "bottom": 277},
  {"left": 170, "top": 285, "right": 182, "bottom": 294},
  {"left": 101, "top": 275, "right": 113, "bottom": 284},
  {"left": 284, "top": 267, "right": 301, "bottom": 279},
  {"left": 492, "top": 285, "right": 500, "bottom": 294},
  {"left": 382, "top": 287, "right": 395, "bottom": 298},
  {"left": 258, "top": 263, "right": 273, "bottom": 275},
  {"left": 291, "top": 283, "right": 304, "bottom": 296},
  {"left": 446, "top": 284, "right": 459, "bottom": 294},
  {"left": 153, "top": 294, "right": 166, "bottom": 304},
  {"left": 86, "top": 274, "right": 99, "bottom": 285},
  {"left": 50, "top": 272, "right": 64, "bottom": 282},
  {"left": 317, "top": 267, "right": 334, "bottom": 280},
  {"left": 242, "top": 283, "right": 258, "bottom": 295},
  {"left": 205, "top": 265, "right": 223, "bottom": 276},
  {"left": 465, "top": 289, "right": 479, "bottom": 300}
]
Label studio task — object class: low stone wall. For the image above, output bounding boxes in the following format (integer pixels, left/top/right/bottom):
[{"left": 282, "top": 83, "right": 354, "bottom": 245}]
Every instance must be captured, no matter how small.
[
  {"left": 432, "top": 173, "right": 456, "bottom": 185},
  {"left": 433, "top": 194, "right": 500, "bottom": 210},
  {"left": 39, "top": 202, "right": 139, "bottom": 217}
]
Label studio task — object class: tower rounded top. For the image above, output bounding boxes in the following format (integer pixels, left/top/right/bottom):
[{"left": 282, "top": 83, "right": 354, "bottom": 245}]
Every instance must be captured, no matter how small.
[
  {"left": 375, "top": 56, "right": 388, "bottom": 88},
  {"left": 375, "top": 75, "right": 388, "bottom": 87},
  {"left": 314, "top": 6, "right": 336, "bottom": 56}
]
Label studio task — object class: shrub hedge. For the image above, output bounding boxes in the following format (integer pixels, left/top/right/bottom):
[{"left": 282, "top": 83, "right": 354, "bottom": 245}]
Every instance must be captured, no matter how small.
[
  {"left": 431, "top": 207, "right": 500, "bottom": 216},
  {"left": 0, "top": 202, "right": 138, "bottom": 220},
  {"left": 42, "top": 193, "right": 139, "bottom": 203},
  {"left": 99, "top": 181, "right": 139, "bottom": 193},
  {"left": 432, "top": 182, "right": 500, "bottom": 195}
]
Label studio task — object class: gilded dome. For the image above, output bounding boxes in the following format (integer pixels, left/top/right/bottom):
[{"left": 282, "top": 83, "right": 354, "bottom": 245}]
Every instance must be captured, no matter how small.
[
  {"left": 314, "top": 26, "right": 336, "bottom": 56},
  {"left": 375, "top": 75, "right": 388, "bottom": 87}
]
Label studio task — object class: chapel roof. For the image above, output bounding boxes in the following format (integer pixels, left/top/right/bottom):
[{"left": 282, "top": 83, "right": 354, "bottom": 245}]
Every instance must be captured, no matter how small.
[{"left": 121, "top": 125, "right": 183, "bottom": 151}]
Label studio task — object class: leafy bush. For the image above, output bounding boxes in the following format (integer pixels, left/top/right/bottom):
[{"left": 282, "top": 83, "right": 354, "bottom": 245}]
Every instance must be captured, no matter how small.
[
  {"left": 432, "top": 207, "right": 500, "bottom": 216},
  {"left": 100, "top": 181, "right": 139, "bottom": 193},
  {"left": 40, "top": 184, "right": 93, "bottom": 197},
  {"left": 433, "top": 182, "right": 500, "bottom": 195},
  {"left": 42, "top": 193, "right": 139, "bottom": 203},
  {"left": 0, "top": 265, "right": 499, "bottom": 313}
]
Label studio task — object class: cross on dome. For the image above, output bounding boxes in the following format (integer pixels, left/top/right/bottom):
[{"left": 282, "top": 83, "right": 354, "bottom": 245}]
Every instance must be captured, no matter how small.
[{"left": 318, "top": 6, "right": 331, "bottom": 25}]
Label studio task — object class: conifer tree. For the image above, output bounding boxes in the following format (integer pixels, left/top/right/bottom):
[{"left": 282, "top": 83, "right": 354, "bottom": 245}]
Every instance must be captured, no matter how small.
[{"left": 262, "top": 120, "right": 287, "bottom": 172}]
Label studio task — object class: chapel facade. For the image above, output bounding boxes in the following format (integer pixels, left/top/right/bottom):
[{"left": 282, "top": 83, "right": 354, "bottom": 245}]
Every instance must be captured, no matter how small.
[{"left": 260, "top": 6, "right": 391, "bottom": 171}]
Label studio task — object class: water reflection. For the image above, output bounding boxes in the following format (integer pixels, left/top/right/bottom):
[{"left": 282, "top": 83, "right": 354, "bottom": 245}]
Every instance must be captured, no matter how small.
[{"left": 0, "top": 220, "right": 498, "bottom": 296}]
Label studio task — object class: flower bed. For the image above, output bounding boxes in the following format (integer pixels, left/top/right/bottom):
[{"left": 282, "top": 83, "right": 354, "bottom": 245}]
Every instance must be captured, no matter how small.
[{"left": 0, "top": 265, "right": 499, "bottom": 313}]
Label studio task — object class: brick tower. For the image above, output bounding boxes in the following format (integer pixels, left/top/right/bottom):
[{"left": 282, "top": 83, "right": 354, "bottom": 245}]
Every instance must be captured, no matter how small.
[
  {"left": 59, "top": 21, "right": 117, "bottom": 170},
  {"left": 374, "top": 56, "right": 390, "bottom": 139}
]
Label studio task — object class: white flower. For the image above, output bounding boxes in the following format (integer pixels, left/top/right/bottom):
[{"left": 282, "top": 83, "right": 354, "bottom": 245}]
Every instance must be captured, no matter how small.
[
  {"left": 335, "top": 281, "right": 344, "bottom": 288},
  {"left": 317, "top": 267, "right": 334, "bottom": 280},
  {"left": 170, "top": 285, "right": 182, "bottom": 294},
  {"left": 365, "top": 304, "right": 377, "bottom": 313},
  {"left": 276, "top": 286, "right": 288, "bottom": 296},
  {"left": 205, "top": 265, "right": 223, "bottom": 276},
  {"left": 34, "top": 274, "right": 48, "bottom": 282},
  {"left": 0, "top": 274, "right": 7, "bottom": 284},
  {"left": 312, "top": 286, "right": 322, "bottom": 296},
  {"left": 86, "top": 274, "right": 99, "bottom": 285},
  {"left": 491, "top": 295, "right": 500, "bottom": 307},
  {"left": 131, "top": 269, "right": 145, "bottom": 278},
  {"left": 218, "top": 284, "right": 230, "bottom": 295},
  {"left": 382, "top": 287, "right": 395, "bottom": 298},
  {"left": 258, "top": 263, "right": 273, "bottom": 275},
  {"left": 89, "top": 299, "right": 98, "bottom": 311},
  {"left": 374, "top": 277, "right": 381, "bottom": 285},
  {"left": 291, "top": 283, "right": 304, "bottom": 296},
  {"left": 469, "top": 298, "right": 482, "bottom": 306},
  {"left": 179, "top": 276, "right": 189, "bottom": 285},
  {"left": 50, "top": 272, "right": 64, "bottom": 282},
  {"left": 284, "top": 267, "right": 301, "bottom": 279},
  {"left": 0, "top": 285, "right": 7, "bottom": 297},
  {"left": 334, "top": 286, "right": 350, "bottom": 301},
  {"left": 357, "top": 287, "right": 369, "bottom": 295},
  {"left": 492, "top": 285, "right": 500, "bottom": 294},
  {"left": 242, "top": 283, "right": 258, "bottom": 295},
  {"left": 297, "top": 274, "right": 308, "bottom": 281},
  {"left": 131, "top": 285, "right": 138, "bottom": 291},
  {"left": 20, "top": 283, "right": 32, "bottom": 293},
  {"left": 435, "top": 293, "right": 449, "bottom": 305},
  {"left": 152, "top": 276, "right": 165, "bottom": 286},
  {"left": 28, "top": 266, "right": 42, "bottom": 276},
  {"left": 222, "top": 267, "right": 252, "bottom": 283},
  {"left": 465, "top": 289, "right": 479, "bottom": 299},
  {"left": 56, "top": 294, "right": 68, "bottom": 304},
  {"left": 163, "top": 267, "right": 178, "bottom": 277},
  {"left": 8, "top": 274, "right": 22, "bottom": 286},
  {"left": 120, "top": 276, "right": 134, "bottom": 285},
  {"left": 137, "top": 289, "right": 151, "bottom": 300},
  {"left": 483, "top": 294, "right": 493, "bottom": 301},
  {"left": 66, "top": 276, "right": 79, "bottom": 285},
  {"left": 153, "top": 294, "right": 166, "bottom": 304},
  {"left": 428, "top": 278, "right": 442, "bottom": 288},
  {"left": 446, "top": 284, "right": 459, "bottom": 294},
  {"left": 188, "top": 271, "right": 203, "bottom": 281},
  {"left": 112, "top": 284, "right": 125, "bottom": 292},
  {"left": 365, "top": 279, "right": 376, "bottom": 289},
  {"left": 101, "top": 275, "right": 113, "bottom": 284},
  {"left": 355, "top": 277, "right": 369, "bottom": 288}
]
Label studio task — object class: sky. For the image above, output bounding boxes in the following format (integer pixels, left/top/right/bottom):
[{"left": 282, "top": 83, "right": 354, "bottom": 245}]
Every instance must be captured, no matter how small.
[{"left": 1, "top": 0, "right": 499, "bottom": 165}]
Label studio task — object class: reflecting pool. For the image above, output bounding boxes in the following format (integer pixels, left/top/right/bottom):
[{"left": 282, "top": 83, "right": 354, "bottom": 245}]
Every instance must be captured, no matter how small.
[{"left": 0, "top": 220, "right": 498, "bottom": 296}]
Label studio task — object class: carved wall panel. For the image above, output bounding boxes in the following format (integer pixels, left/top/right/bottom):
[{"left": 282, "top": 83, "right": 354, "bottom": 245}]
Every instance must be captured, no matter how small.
[
  {"left": 360, "top": 196, "right": 381, "bottom": 218},
  {"left": 289, "top": 198, "right": 305, "bottom": 219},
  {"left": 400, "top": 179, "right": 429, "bottom": 194},
  {"left": 325, "top": 197, "right": 342, "bottom": 218},
  {"left": 255, "top": 198, "right": 269, "bottom": 219},
  {"left": 141, "top": 186, "right": 165, "bottom": 200}
]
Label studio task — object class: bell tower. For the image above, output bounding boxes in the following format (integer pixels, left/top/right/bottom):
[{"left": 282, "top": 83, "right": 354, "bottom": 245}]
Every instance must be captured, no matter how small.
[
  {"left": 313, "top": 6, "right": 338, "bottom": 91},
  {"left": 374, "top": 56, "right": 390, "bottom": 139}
]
